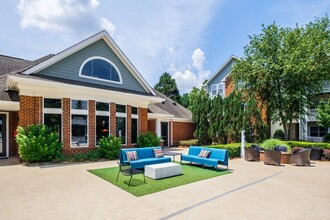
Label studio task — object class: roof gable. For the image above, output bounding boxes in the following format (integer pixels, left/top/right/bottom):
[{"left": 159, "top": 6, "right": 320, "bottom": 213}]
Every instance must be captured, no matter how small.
[
  {"left": 22, "top": 30, "right": 155, "bottom": 95},
  {"left": 205, "top": 55, "right": 239, "bottom": 86}
]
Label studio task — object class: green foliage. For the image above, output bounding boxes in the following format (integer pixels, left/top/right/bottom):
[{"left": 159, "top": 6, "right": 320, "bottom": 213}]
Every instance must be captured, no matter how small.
[
  {"left": 323, "top": 133, "right": 330, "bottom": 143},
  {"left": 208, "top": 94, "right": 226, "bottom": 144},
  {"left": 179, "top": 139, "right": 198, "bottom": 146},
  {"left": 99, "top": 135, "right": 121, "bottom": 159},
  {"left": 261, "top": 139, "right": 288, "bottom": 150},
  {"left": 180, "top": 93, "right": 190, "bottom": 108},
  {"left": 207, "top": 143, "right": 241, "bottom": 158},
  {"left": 154, "top": 72, "right": 181, "bottom": 103},
  {"left": 137, "top": 132, "right": 160, "bottom": 147},
  {"left": 283, "top": 141, "right": 330, "bottom": 149},
  {"left": 273, "top": 129, "right": 285, "bottom": 140},
  {"left": 15, "top": 125, "right": 62, "bottom": 162},
  {"left": 317, "top": 98, "right": 330, "bottom": 128},
  {"left": 232, "top": 16, "right": 330, "bottom": 140},
  {"left": 190, "top": 86, "right": 212, "bottom": 145}
]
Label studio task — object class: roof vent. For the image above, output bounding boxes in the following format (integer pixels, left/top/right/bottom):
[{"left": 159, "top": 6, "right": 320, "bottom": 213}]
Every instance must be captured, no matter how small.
[{"left": 173, "top": 102, "right": 177, "bottom": 106}]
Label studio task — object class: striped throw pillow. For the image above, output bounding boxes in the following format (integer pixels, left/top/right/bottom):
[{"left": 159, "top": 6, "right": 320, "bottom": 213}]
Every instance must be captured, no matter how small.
[
  {"left": 125, "top": 151, "right": 138, "bottom": 161},
  {"left": 198, "top": 149, "right": 211, "bottom": 158},
  {"left": 154, "top": 148, "right": 164, "bottom": 158}
]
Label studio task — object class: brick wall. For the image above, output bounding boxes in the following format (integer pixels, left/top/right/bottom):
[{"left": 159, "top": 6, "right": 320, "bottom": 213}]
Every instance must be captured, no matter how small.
[
  {"left": 138, "top": 107, "right": 148, "bottom": 134},
  {"left": 62, "top": 98, "right": 71, "bottom": 154},
  {"left": 110, "top": 102, "right": 116, "bottom": 135},
  {"left": 225, "top": 76, "right": 235, "bottom": 97},
  {"left": 148, "top": 120, "right": 156, "bottom": 133},
  {"left": 172, "top": 122, "right": 195, "bottom": 146},
  {"left": 19, "top": 95, "right": 42, "bottom": 127},
  {"left": 88, "top": 100, "right": 96, "bottom": 148},
  {"left": 126, "top": 105, "right": 132, "bottom": 146}
]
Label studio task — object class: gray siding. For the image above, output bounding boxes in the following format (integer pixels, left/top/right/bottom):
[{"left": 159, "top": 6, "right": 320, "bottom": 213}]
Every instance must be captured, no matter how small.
[
  {"left": 37, "top": 39, "right": 148, "bottom": 93},
  {"left": 207, "top": 60, "right": 235, "bottom": 94}
]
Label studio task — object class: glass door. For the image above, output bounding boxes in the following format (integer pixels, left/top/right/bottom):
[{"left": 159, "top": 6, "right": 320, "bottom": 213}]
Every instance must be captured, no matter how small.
[
  {"left": 161, "top": 122, "right": 168, "bottom": 147},
  {"left": 0, "top": 114, "right": 6, "bottom": 158}
]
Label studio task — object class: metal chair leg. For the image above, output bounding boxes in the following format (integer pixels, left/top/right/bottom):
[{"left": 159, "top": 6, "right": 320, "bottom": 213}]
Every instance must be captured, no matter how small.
[
  {"left": 116, "top": 169, "right": 120, "bottom": 182},
  {"left": 128, "top": 175, "right": 132, "bottom": 187}
]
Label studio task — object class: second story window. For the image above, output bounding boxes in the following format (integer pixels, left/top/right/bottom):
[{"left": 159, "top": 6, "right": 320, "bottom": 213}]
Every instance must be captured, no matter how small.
[
  {"left": 210, "top": 83, "right": 224, "bottom": 97},
  {"left": 79, "top": 56, "right": 122, "bottom": 84}
]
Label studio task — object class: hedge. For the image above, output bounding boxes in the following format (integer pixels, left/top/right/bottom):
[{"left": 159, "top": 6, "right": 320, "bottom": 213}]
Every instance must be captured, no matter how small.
[
  {"left": 206, "top": 143, "right": 247, "bottom": 158},
  {"left": 283, "top": 141, "right": 330, "bottom": 149},
  {"left": 179, "top": 139, "right": 198, "bottom": 146}
]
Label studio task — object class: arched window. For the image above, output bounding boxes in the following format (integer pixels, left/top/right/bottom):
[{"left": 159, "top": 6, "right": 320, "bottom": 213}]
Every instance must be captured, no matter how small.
[{"left": 79, "top": 56, "right": 122, "bottom": 84}]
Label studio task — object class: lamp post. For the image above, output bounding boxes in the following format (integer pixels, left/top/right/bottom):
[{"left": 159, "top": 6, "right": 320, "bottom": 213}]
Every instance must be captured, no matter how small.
[{"left": 241, "top": 130, "right": 245, "bottom": 158}]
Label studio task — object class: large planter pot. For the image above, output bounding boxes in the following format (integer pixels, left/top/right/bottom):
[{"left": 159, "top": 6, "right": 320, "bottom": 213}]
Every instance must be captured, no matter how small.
[{"left": 260, "top": 151, "right": 290, "bottom": 164}]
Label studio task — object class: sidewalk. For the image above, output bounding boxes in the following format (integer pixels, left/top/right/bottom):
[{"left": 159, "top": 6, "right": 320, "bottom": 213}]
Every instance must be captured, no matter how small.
[{"left": 0, "top": 148, "right": 329, "bottom": 220}]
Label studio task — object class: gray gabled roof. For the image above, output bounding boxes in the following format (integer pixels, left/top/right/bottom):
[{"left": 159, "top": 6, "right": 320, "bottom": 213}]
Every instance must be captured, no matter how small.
[{"left": 149, "top": 90, "right": 192, "bottom": 120}]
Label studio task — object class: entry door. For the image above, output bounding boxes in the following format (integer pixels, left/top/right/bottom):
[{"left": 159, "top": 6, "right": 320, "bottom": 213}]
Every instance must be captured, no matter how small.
[
  {"left": 0, "top": 114, "right": 6, "bottom": 158},
  {"left": 161, "top": 122, "right": 168, "bottom": 147}
]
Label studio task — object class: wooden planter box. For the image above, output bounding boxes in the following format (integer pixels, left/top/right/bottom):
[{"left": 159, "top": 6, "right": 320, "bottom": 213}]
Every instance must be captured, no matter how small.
[{"left": 260, "top": 151, "right": 290, "bottom": 164}]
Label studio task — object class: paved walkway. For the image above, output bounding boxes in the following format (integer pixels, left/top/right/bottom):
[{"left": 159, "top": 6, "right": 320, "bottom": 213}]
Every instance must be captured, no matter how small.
[{"left": 0, "top": 148, "right": 329, "bottom": 220}]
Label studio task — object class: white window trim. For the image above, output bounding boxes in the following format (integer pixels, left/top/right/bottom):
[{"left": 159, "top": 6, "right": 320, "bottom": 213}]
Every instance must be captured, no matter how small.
[
  {"left": 79, "top": 56, "right": 123, "bottom": 84},
  {"left": 43, "top": 98, "right": 63, "bottom": 141},
  {"left": 70, "top": 100, "right": 88, "bottom": 148},
  {"left": 210, "top": 83, "right": 224, "bottom": 97},
  {"left": 95, "top": 102, "right": 110, "bottom": 147}
]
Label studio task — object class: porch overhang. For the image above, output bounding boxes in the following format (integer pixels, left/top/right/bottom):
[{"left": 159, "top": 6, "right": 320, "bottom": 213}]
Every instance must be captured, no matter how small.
[{"left": 0, "top": 101, "right": 19, "bottom": 111}]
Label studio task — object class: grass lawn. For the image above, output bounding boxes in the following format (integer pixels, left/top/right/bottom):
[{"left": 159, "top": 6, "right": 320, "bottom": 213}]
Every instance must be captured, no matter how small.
[{"left": 88, "top": 164, "right": 231, "bottom": 197}]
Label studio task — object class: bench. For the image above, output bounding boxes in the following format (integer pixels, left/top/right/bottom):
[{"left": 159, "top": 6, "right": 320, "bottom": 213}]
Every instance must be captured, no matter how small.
[
  {"left": 181, "top": 146, "right": 229, "bottom": 170},
  {"left": 119, "top": 146, "right": 171, "bottom": 169}
]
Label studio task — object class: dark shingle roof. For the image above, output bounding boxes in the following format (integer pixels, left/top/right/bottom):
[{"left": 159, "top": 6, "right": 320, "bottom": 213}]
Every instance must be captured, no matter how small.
[
  {"left": 149, "top": 90, "right": 192, "bottom": 120},
  {"left": 0, "top": 55, "right": 33, "bottom": 76}
]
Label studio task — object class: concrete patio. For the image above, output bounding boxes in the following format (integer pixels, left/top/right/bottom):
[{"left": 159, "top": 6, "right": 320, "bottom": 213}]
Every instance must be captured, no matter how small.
[{"left": 0, "top": 147, "right": 329, "bottom": 220}]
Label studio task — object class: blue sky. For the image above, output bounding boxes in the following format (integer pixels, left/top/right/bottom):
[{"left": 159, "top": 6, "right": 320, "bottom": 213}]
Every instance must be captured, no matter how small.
[{"left": 0, "top": 0, "right": 329, "bottom": 93}]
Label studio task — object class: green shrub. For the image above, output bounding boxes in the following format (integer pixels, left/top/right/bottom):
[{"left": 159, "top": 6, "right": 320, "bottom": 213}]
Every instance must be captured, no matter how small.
[
  {"left": 15, "top": 125, "right": 62, "bottom": 162},
  {"left": 137, "top": 132, "right": 160, "bottom": 147},
  {"left": 99, "top": 135, "right": 121, "bottom": 159},
  {"left": 86, "top": 149, "right": 100, "bottom": 161},
  {"left": 284, "top": 141, "right": 330, "bottom": 149},
  {"left": 273, "top": 129, "right": 285, "bottom": 140},
  {"left": 323, "top": 133, "right": 330, "bottom": 143},
  {"left": 207, "top": 143, "right": 242, "bottom": 158},
  {"left": 261, "top": 139, "right": 288, "bottom": 150},
  {"left": 179, "top": 139, "right": 198, "bottom": 146}
]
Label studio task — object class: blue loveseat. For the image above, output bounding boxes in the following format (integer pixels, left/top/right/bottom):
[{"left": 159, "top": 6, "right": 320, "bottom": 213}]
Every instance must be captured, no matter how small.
[
  {"left": 119, "top": 146, "right": 171, "bottom": 169},
  {"left": 181, "top": 146, "right": 229, "bottom": 170}
]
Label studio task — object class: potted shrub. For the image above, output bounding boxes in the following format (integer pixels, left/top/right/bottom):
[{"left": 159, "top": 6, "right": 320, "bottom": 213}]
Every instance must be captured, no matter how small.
[{"left": 260, "top": 139, "right": 290, "bottom": 164}]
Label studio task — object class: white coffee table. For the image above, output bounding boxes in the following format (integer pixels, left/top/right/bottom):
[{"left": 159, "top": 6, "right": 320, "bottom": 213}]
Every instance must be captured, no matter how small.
[{"left": 145, "top": 162, "right": 182, "bottom": 179}]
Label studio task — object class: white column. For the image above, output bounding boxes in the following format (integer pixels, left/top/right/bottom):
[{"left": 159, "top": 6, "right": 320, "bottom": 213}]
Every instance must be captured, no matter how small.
[
  {"left": 240, "top": 130, "right": 245, "bottom": 158},
  {"left": 156, "top": 119, "right": 161, "bottom": 138}
]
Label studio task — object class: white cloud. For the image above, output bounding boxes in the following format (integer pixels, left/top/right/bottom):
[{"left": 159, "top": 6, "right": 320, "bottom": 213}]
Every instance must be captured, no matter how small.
[
  {"left": 100, "top": 18, "right": 116, "bottom": 36},
  {"left": 90, "top": 0, "right": 99, "bottom": 8},
  {"left": 17, "top": 0, "right": 111, "bottom": 37},
  {"left": 172, "top": 48, "right": 210, "bottom": 93}
]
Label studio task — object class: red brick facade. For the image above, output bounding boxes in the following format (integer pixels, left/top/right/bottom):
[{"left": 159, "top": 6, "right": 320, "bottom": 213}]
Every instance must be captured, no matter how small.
[
  {"left": 19, "top": 95, "right": 42, "bottom": 127},
  {"left": 8, "top": 95, "right": 194, "bottom": 157},
  {"left": 138, "top": 107, "right": 148, "bottom": 134},
  {"left": 172, "top": 122, "right": 195, "bottom": 146},
  {"left": 110, "top": 102, "right": 116, "bottom": 136}
]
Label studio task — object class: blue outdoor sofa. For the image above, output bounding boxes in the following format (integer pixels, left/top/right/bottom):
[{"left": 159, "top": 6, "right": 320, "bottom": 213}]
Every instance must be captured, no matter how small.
[
  {"left": 119, "top": 146, "right": 171, "bottom": 169},
  {"left": 181, "top": 146, "right": 229, "bottom": 170}
]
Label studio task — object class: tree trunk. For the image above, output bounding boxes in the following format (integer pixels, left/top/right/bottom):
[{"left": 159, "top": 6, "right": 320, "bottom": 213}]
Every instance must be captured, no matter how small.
[{"left": 282, "top": 120, "right": 288, "bottom": 140}]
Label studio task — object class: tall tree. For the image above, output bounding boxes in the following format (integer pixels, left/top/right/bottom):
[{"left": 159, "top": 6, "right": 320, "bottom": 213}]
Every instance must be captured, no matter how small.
[
  {"left": 154, "top": 72, "right": 181, "bottom": 103},
  {"left": 317, "top": 98, "right": 330, "bottom": 128},
  {"left": 232, "top": 16, "right": 330, "bottom": 139},
  {"left": 180, "top": 93, "right": 190, "bottom": 108},
  {"left": 190, "top": 86, "right": 212, "bottom": 145}
]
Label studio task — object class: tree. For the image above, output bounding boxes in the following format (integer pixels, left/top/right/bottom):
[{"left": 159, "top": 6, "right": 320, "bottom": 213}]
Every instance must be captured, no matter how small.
[
  {"left": 190, "top": 86, "right": 212, "bottom": 145},
  {"left": 232, "top": 16, "right": 330, "bottom": 139},
  {"left": 154, "top": 72, "right": 181, "bottom": 103},
  {"left": 317, "top": 98, "right": 330, "bottom": 128},
  {"left": 180, "top": 93, "right": 190, "bottom": 108}
]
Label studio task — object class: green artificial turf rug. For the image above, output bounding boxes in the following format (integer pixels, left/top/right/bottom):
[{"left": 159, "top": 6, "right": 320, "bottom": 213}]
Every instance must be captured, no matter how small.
[{"left": 88, "top": 164, "right": 231, "bottom": 197}]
